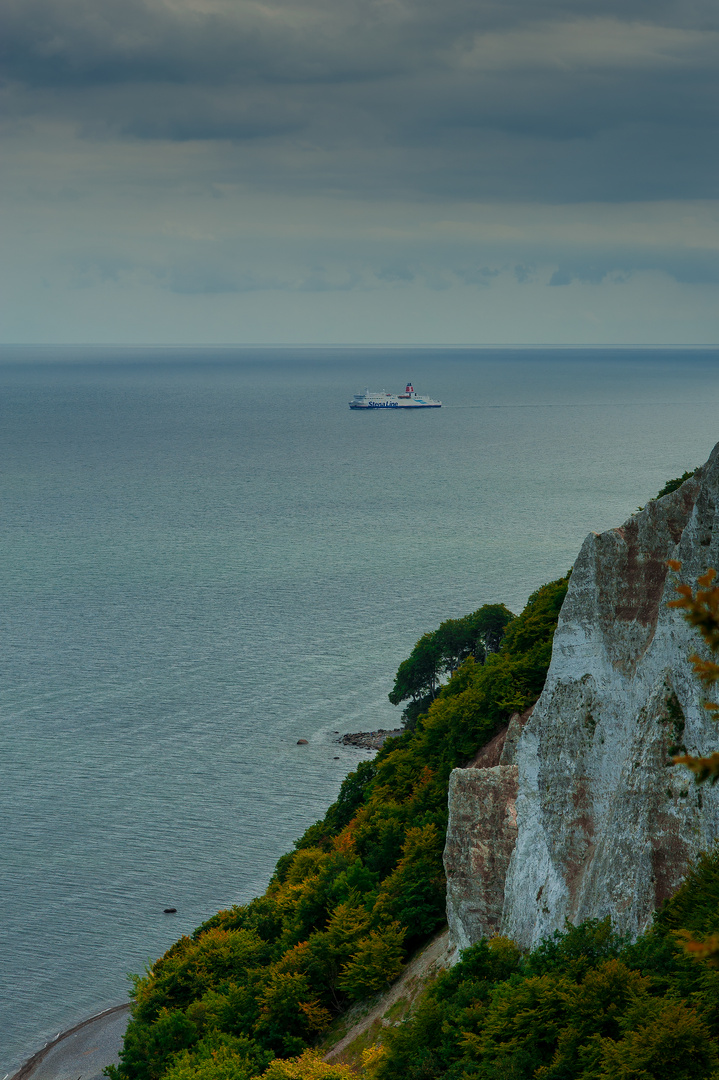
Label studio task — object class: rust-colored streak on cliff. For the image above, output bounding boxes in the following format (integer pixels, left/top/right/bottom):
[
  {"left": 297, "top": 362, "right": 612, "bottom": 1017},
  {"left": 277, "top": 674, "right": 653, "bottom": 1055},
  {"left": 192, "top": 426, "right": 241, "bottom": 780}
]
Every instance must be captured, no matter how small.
[
  {"left": 595, "top": 489, "right": 697, "bottom": 673},
  {"left": 444, "top": 710, "right": 531, "bottom": 949},
  {"left": 564, "top": 776, "right": 596, "bottom": 908},
  {"left": 444, "top": 765, "right": 519, "bottom": 951},
  {"left": 611, "top": 518, "right": 671, "bottom": 626}
]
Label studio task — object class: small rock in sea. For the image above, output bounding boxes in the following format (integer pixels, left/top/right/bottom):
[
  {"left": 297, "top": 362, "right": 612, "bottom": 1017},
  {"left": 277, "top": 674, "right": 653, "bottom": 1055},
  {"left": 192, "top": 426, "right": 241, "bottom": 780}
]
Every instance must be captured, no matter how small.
[
  {"left": 334, "top": 756, "right": 340, "bottom": 759},
  {"left": 163, "top": 908, "right": 177, "bottom": 914},
  {"left": 297, "top": 738, "right": 309, "bottom": 745}
]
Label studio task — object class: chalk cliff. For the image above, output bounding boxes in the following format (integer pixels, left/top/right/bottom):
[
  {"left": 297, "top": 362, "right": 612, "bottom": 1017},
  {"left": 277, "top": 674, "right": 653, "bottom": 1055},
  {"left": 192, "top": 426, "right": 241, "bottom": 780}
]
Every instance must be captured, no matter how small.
[{"left": 445, "top": 441, "right": 719, "bottom": 951}]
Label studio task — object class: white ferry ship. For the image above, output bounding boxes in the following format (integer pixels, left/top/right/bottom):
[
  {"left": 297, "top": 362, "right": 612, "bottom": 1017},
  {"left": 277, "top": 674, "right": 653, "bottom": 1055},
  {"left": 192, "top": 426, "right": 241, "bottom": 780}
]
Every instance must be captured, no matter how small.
[{"left": 349, "top": 384, "right": 442, "bottom": 409}]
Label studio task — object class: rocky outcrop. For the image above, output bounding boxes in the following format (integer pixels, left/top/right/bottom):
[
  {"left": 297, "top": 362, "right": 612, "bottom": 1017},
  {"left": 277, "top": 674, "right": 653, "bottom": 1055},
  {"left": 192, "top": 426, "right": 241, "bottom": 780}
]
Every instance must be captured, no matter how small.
[
  {"left": 445, "top": 442, "right": 719, "bottom": 950},
  {"left": 339, "top": 729, "right": 403, "bottom": 749},
  {"left": 445, "top": 766, "right": 518, "bottom": 952},
  {"left": 444, "top": 711, "right": 530, "bottom": 951}
]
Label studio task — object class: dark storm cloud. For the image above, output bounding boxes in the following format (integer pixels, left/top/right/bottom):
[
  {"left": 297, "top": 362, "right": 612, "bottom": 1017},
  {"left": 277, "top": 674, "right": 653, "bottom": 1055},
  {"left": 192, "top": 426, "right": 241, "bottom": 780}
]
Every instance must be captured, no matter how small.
[
  {"left": 0, "top": 0, "right": 423, "bottom": 86},
  {"left": 2, "top": 0, "right": 717, "bottom": 86},
  {"left": 2, "top": 0, "right": 718, "bottom": 202}
]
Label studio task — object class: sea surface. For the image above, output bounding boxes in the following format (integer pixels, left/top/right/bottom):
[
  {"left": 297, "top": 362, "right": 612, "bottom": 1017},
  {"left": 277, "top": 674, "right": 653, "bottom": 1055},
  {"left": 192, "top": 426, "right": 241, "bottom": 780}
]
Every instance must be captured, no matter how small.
[{"left": 2, "top": 346, "right": 719, "bottom": 1073}]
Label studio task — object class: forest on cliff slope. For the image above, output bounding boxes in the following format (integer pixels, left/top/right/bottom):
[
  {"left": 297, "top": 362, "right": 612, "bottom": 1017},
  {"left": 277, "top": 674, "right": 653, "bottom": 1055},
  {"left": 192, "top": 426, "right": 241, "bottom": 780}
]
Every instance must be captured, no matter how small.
[
  {"left": 365, "top": 857, "right": 719, "bottom": 1080},
  {"left": 108, "top": 576, "right": 569, "bottom": 1080}
]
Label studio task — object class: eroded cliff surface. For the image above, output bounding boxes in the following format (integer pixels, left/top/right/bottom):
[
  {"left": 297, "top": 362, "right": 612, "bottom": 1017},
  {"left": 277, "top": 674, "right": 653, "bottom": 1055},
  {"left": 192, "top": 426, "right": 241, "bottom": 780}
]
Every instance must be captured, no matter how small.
[{"left": 445, "top": 442, "right": 719, "bottom": 950}]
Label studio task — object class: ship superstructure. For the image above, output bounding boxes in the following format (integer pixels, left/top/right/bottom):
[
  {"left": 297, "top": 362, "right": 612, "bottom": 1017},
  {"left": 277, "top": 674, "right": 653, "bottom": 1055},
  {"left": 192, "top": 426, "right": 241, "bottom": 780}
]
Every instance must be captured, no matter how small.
[{"left": 349, "top": 384, "right": 442, "bottom": 409}]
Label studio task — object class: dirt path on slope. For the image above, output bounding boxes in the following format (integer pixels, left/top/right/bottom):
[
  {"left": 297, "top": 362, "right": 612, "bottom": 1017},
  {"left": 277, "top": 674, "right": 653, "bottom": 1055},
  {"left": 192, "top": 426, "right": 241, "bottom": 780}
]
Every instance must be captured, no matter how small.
[{"left": 323, "top": 929, "right": 455, "bottom": 1068}]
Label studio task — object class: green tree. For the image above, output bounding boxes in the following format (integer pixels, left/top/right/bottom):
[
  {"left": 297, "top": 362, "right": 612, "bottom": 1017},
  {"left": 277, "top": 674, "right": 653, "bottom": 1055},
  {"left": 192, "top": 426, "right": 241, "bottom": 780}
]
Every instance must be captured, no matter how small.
[
  {"left": 338, "top": 923, "right": 406, "bottom": 999},
  {"left": 258, "top": 1050, "right": 355, "bottom": 1080},
  {"left": 462, "top": 972, "right": 572, "bottom": 1078},
  {"left": 388, "top": 604, "right": 515, "bottom": 717},
  {"left": 305, "top": 896, "right": 373, "bottom": 1004},
  {"left": 131, "top": 928, "right": 272, "bottom": 1024},
  {"left": 107, "top": 1008, "right": 200, "bottom": 1080},
  {"left": 373, "top": 823, "right": 446, "bottom": 947},
  {"left": 655, "top": 469, "right": 698, "bottom": 499},
  {"left": 254, "top": 973, "right": 330, "bottom": 1056},
  {"left": 389, "top": 632, "right": 444, "bottom": 707},
  {"left": 597, "top": 999, "right": 718, "bottom": 1080},
  {"left": 162, "top": 1034, "right": 272, "bottom": 1080}
]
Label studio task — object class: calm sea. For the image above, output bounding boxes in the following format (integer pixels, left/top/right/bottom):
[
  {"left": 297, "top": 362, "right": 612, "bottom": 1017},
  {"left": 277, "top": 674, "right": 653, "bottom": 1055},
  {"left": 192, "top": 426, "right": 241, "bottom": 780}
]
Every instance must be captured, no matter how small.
[{"left": 2, "top": 346, "right": 719, "bottom": 1072}]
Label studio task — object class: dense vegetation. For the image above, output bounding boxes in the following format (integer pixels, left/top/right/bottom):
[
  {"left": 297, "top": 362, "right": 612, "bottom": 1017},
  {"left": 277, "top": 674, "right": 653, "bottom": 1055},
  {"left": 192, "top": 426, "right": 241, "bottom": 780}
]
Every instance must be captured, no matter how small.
[
  {"left": 388, "top": 603, "right": 514, "bottom": 728},
  {"left": 368, "top": 855, "right": 719, "bottom": 1080},
  {"left": 108, "top": 577, "right": 569, "bottom": 1080}
]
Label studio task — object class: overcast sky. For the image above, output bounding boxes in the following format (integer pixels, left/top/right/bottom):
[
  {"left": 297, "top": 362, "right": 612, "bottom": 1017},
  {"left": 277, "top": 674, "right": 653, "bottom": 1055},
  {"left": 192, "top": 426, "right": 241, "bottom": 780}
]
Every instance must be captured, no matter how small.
[{"left": 1, "top": 0, "right": 718, "bottom": 344}]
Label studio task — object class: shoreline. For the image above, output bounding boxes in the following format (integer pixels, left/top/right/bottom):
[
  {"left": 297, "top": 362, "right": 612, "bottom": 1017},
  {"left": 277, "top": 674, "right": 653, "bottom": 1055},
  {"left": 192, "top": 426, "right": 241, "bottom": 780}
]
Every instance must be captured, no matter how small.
[
  {"left": 10, "top": 730, "right": 399, "bottom": 1079},
  {"left": 9, "top": 1003, "right": 130, "bottom": 1080}
]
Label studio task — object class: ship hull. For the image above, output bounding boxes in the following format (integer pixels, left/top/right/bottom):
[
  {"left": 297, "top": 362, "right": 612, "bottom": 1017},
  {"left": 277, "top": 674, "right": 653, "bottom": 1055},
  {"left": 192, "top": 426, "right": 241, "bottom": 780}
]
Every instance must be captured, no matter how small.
[
  {"left": 349, "top": 402, "right": 441, "bottom": 409},
  {"left": 349, "top": 385, "right": 441, "bottom": 409}
]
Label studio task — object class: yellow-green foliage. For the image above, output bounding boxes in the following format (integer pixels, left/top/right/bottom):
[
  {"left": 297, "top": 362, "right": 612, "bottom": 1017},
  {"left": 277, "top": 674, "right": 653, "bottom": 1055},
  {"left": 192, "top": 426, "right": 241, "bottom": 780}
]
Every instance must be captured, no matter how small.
[
  {"left": 163, "top": 1035, "right": 272, "bottom": 1080},
  {"left": 165, "top": 1045, "right": 356, "bottom": 1080},
  {"left": 669, "top": 565, "right": 719, "bottom": 783},
  {"left": 107, "top": 578, "right": 568, "bottom": 1080},
  {"left": 370, "top": 909, "right": 719, "bottom": 1080},
  {"left": 337, "top": 924, "right": 405, "bottom": 998},
  {"left": 258, "top": 1051, "right": 354, "bottom": 1080}
]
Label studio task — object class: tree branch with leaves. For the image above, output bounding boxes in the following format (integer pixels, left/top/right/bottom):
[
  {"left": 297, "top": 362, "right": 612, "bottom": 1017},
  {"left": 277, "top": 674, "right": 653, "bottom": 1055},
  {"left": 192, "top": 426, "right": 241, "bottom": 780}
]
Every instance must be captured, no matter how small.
[{"left": 668, "top": 561, "right": 719, "bottom": 782}]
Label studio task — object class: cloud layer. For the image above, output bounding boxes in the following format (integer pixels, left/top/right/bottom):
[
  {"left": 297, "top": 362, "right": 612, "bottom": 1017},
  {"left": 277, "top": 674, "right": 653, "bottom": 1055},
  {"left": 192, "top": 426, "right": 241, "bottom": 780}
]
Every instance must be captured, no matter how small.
[
  {"left": 1, "top": 0, "right": 717, "bottom": 341},
  {"left": 3, "top": 0, "right": 718, "bottom": 200}
]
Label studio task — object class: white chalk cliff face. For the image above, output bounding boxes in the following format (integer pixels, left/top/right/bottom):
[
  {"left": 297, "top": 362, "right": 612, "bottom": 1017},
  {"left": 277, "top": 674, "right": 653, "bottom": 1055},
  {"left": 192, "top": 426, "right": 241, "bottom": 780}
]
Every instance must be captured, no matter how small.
[{"left": 445, "top": 441, "right": 719, "bottom": 952}]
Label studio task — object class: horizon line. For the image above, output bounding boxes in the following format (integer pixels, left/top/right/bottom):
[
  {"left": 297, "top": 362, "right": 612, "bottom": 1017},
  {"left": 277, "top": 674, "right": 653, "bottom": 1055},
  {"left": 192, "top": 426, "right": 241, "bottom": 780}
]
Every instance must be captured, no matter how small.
[{"left": 0, "top": 342, "right": 717, "bottom": 351}]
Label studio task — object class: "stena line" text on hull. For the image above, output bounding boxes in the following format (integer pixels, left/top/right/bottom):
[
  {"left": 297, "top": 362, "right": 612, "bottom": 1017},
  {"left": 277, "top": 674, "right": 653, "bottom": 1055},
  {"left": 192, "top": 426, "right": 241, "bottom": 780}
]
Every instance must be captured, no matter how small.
[{"left": 349, "top": 384, "right": 442, "bottom": 409}]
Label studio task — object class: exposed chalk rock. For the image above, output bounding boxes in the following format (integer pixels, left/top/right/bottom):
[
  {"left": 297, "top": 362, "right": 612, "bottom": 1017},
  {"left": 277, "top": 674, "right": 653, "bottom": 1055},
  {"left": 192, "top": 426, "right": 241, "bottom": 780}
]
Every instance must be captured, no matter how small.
[
  {"left": 444, "top": 764, "right": 519, "bottom": 952},
  {"left": 500, "top": 709, "right": 532, "bottom": 767},
  {"left": 445, "top": 442, "right": 719, "bottom": 951},
  {"left": 444, "top": 709, "right": 531, "bottom": 950}
]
